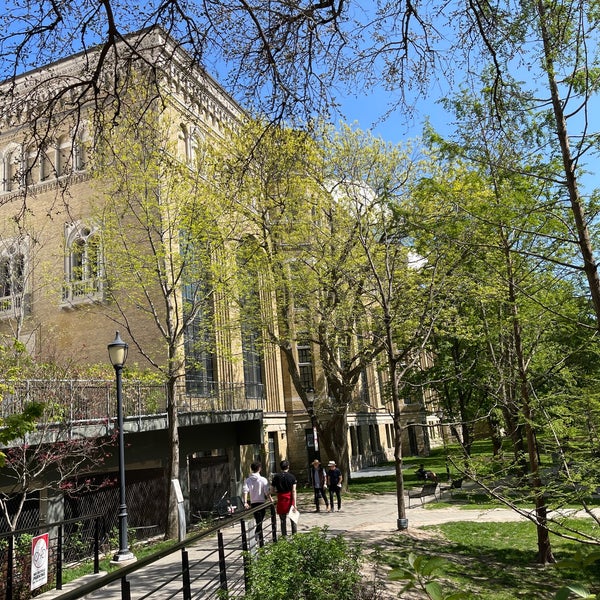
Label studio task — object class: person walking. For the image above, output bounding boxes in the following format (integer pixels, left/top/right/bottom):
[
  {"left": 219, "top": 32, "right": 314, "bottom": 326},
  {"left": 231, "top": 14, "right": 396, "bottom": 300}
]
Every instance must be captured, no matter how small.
[
  {"left": 242, "top": 461, "right": 272, "bottom": 546},
  {"left": 271, "top": 459, "right": 297, "bottom": 536},
  {"left": 327, "top": 460, "right": 343, "bottom": 512},
  {"left": 309, "top": 458, "right": 329, "bottom": 512}
]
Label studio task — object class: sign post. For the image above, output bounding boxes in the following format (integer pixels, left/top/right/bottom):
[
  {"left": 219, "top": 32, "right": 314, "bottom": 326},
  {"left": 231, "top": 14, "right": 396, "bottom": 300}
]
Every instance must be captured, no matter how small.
[{"left": 30, "top": 533, "right": 49, "bottom": 591}]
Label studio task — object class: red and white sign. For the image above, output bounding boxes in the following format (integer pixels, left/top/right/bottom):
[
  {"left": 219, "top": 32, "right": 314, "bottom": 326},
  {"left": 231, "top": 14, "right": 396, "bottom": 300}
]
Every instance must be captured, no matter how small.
[{"left": 30, "top": 533, "right": 49, "bottom": 591}]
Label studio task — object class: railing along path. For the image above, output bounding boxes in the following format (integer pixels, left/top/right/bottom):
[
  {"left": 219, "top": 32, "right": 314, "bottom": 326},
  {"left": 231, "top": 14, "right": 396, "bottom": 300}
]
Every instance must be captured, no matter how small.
[{"left": 50, "top": 504, "right": 277, "bottom": 600}]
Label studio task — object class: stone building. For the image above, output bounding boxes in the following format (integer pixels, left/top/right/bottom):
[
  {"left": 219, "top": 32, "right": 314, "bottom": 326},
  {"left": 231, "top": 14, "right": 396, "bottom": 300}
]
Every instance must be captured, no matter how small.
[{"left": 0, "top": 28, "right": 436, "bottom": 532}]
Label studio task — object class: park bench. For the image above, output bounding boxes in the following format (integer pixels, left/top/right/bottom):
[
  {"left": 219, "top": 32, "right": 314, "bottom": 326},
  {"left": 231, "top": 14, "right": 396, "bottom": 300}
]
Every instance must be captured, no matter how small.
[
  {"left": 407, "top": 482, "right": 438, "bottom": 508},
  {"left": 440, "top": 478, "right": 464, "bottom": 497}
]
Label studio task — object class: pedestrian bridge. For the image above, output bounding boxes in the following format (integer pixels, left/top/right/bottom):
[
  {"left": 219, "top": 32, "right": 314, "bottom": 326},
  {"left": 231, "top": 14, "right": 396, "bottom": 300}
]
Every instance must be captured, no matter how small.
[
  {"left": 0, "top": 379, "right": 264, "bottom": 444},
  {"left": 0, "top": 379, "right": 265, "bottom": 540}
]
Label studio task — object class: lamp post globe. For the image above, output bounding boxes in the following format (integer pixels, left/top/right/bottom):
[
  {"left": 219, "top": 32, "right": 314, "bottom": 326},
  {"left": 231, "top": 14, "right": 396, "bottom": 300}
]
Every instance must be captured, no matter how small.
[
  {"left": 108, "top": 331, "right": 135, "bottom": 563},
  {"left": 108, "top": 330, "right": 128, "bottom": 368}
]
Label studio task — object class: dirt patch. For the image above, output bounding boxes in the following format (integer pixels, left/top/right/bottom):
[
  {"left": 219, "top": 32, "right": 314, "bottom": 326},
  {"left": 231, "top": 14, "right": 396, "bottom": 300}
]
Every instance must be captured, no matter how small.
[{"left": 354, "top": 529, "right": 447, "bottom": 599}]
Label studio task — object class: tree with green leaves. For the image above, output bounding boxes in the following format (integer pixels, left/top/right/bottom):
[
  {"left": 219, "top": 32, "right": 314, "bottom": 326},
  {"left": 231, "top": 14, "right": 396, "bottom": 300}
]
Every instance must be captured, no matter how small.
[
  {"left": 0, "top": 408, "right": 116, "bottom": 532},
  {"left": 0, "top": 342, "right": 118, "bottom": 531},
  {"left": 4, "top": 2, "right": 599, "bottom": 339},
  {"left": 209, "top": 121, "right": 388, "bottom": 481},
  {"left": 0, "top": 340, "right": 45, "bottom": 468},
  {"left": 92, "top": 83, "right": 238, "bottom": 539},
  {"left": 212, "top": 122, "right": 449, "bottom": 523},
  {"left": 319, "top": 126, "right": 453, "bottom": 525},
  {"left": 409, "top": 119, "right": 600, "bottom": 561}
]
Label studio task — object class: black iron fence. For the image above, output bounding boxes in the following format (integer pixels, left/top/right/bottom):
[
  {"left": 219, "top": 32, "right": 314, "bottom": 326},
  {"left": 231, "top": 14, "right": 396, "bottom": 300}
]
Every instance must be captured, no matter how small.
[
  {"left": 0, "top": 380, "right": 265, "bottom": 423},
  {"left": 0, "top": 513, "right": 104, "bottom": 600}
]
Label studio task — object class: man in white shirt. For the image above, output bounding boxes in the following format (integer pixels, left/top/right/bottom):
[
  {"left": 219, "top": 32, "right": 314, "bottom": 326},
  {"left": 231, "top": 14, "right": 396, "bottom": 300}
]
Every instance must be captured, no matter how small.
[{"left": 243, "top": 461, "right": 272, "bottom": 546}]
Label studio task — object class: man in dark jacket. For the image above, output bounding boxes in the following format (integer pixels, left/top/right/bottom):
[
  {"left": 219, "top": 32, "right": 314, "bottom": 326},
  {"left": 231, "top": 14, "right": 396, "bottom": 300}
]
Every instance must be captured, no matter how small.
[
  {"left": 309, "top": 459, "right": 329, "bottom": 512},
  {"left": 326, "top": 460, "right": 343, "bottom": 512}
]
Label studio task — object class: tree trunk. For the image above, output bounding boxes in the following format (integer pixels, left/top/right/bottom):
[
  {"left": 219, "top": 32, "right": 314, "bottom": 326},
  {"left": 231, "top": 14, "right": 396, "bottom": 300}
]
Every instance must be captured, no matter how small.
[
  {"left": 165, "top": 376, "right": 180, "bottom": 540},
  {"left": 386, "top": 319, "right": 407, "bottom": 525},
  {"left": 488, "top": 413, "right": 504, "bottom": 456},
  {"left": 506, "top": 243, "right": 555, "bottom": 564},
  {"left": 536, "top": 0, "right": 600, "bottom": 330},
  {"left": 318, "top": 407, "right": 350, "bottom": 490}
]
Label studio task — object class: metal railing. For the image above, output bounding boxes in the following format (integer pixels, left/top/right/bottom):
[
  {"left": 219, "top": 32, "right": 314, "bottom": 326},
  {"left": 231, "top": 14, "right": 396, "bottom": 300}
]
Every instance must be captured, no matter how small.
[
  {"left": 54, "top": 503, "right": 278, "bottom": 600},
  {"left": 0, "top": 379, "right": 265, "bottom": 423}
]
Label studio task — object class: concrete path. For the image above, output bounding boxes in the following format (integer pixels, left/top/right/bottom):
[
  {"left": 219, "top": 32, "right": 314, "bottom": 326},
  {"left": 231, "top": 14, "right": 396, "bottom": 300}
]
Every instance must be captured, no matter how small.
[{"left": 296, "top": 491, "right": 527, "bottom": 544}]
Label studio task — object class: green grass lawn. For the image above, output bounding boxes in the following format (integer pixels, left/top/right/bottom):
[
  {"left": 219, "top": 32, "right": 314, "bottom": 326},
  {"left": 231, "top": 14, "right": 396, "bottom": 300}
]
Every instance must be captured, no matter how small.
[
  {"left": 380, "top": 518, "right": 600, "bottom": 599},
  {"left": 61, "top": 537, "right": 179, "bottom": 584}
]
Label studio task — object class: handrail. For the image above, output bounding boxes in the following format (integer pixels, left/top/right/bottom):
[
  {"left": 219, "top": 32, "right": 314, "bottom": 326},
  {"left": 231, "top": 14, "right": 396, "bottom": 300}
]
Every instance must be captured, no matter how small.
[
  {"left": 1, "top": 512, "right": 105, "bottom": 599},
  {"left": 54, "top": 502, "right": 276, "bottom": 600}
]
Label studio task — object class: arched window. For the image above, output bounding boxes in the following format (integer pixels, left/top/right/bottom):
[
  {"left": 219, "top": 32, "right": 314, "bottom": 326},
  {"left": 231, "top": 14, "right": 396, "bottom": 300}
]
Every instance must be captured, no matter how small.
[
  {"left": 0, "top": 239, "right": 26, "bottom": 316},
  {"left": 25, "top": 146, "right": 37, "bottom": 187},
  {"left": 2, "top": 146, "right": 21, "bottom": 192},
  {"left": 39, "top": 146, "right": 53, "bottom": 181},
  {"left": 179, "top": 123, "right": 198, "bottom": 164},
  {"left": 63, "top": 223, "right": 103, "bottom": 304},
  {"left": 74, "top": 130, "right": 89, "bottom": 171}
]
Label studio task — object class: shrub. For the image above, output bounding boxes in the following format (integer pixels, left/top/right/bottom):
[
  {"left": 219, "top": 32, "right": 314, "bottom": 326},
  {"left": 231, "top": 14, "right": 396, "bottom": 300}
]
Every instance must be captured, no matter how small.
[{"left": 244, "top": 528, "right": 363, "bottom": 600}]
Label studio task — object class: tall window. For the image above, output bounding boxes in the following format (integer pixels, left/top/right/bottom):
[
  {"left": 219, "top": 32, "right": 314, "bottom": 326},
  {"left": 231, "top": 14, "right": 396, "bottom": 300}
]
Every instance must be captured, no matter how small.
[
  {"left": 57, "top": 135, "right": 72, "bottom": 176},
  {"left": 297, "top": 340, "right": 315, "bottom": 392},
  {"left": 179, "top": 124, "right": 201, "bottom": 165},
  {"left": 63, "top": 223, "right": 103, "bottom": 303},
  {"left": 179, "top": 124, "right": 191, "bottom": 163},
  {"left": 350, "top": 426, "right": 358, "bottom": 457},
  {"left": 25, "top": 146, "right": 37, "bottom": 187},
  {"left": 39, "top": 148, "right": 52, "bottom": 181},
  {"left": 0, "top": 240, "right": 26, "bottom": 315},
  {"left": 73, "top": 135, "right": 88, "bottom": 171},
  {"left": 184, "top": 284, "right": 217, "bottom": 396},
  {"left": 386, "top": 423, "right": 393, "bottom": 449},
  {"left": 237, "top": 241, "right": 264, "bottom": 399},
  {"left": 369, "top": 424, "right": 380, "bottom": 453},
  {"left": 242, "top": 326, "right": 264, "bottom": 399},
  {"left": 360, "top": 368, "right": 369, "bottom": 404},
  {"left": 267, "top": 432, "right": 278, "bottom": 476}
]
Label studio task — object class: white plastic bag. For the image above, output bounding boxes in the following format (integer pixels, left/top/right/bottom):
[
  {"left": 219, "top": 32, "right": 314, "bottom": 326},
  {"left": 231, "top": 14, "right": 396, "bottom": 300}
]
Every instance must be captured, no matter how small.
[{"left": 288, "top": 505, "right": 300, "bottom": 524}]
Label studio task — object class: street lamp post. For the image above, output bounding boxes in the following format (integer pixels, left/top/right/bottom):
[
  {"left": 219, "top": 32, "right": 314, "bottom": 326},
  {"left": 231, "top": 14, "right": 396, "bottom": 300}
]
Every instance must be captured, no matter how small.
[{"left": 108, "top": 331, "right": 135, "bottom": 563}]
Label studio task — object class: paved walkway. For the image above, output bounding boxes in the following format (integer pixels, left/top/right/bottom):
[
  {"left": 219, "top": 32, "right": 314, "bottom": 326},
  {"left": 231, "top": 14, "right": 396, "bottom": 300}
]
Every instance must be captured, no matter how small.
[
  {"left": 296, "top": 491, "right": 527, "bottom": 544},
  {"left": 45, "top": 491, "right": 520, "bottom": 599}
]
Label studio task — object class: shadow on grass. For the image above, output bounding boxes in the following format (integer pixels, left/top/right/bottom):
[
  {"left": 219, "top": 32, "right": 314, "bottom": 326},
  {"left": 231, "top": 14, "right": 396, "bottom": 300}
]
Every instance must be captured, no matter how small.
[{"left": 378, "top": 520, "right": 599, "bottom": 600}]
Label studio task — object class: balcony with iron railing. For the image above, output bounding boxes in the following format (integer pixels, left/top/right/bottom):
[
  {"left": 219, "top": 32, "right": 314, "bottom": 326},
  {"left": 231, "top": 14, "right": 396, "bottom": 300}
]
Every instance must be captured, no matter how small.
[{"left": 0, "top": 379, "right": 265, "bottom": 424}]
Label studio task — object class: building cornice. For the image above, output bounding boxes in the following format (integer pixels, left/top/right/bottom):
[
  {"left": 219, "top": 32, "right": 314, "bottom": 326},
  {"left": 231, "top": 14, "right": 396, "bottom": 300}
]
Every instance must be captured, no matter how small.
[{"left": 0, "top": 27, "right": 243, "bottom": 134}]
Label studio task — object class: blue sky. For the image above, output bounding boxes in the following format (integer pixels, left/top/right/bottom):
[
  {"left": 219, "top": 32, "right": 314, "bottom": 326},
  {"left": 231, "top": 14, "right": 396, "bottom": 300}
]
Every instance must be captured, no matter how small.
[
  {"left": 335, "top": 90, "right": 448, "bottom": 145},
  {"left": 336, "top": 64, "right": 599, "bottom": 201},
  {"left": 326, "top": 56, "right": 457, "bottom": 147}
]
